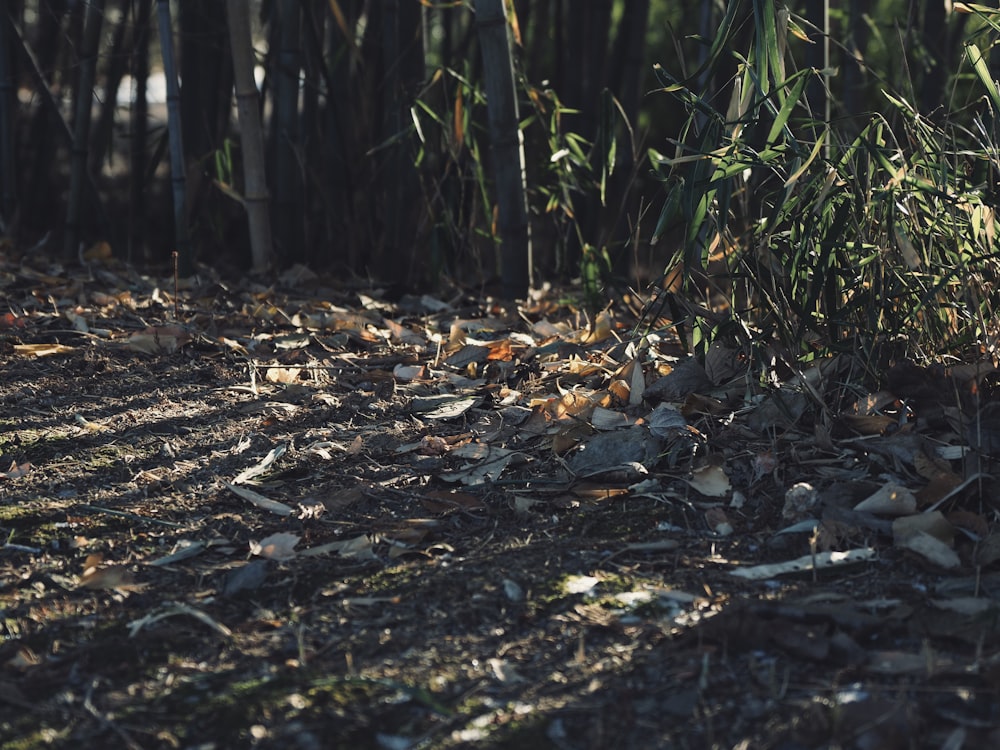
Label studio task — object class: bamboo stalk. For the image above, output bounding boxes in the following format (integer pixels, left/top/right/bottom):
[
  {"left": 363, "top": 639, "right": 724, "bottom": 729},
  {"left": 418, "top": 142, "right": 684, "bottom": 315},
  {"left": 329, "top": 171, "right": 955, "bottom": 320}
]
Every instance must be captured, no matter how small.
[
  {"left": 0, "top": 10, "right": 17, "bottom": 228},
  {"left": 64, "top": 0, "right": 105, "bottom": 258},
  {"left": 474, "top": 0, "right": 531, "bottom": 299},
  {"left": 271, "top": 0, "right": 303, "bottom": 265},
  {"left": 155, "top": 0, "right": 192, "bottom": 275},
  {"left": 226, "top": 0, "right": 273, "bottom": 272},
  {"left": 129, "top": 0, "right": 152, "bottom": 263}
]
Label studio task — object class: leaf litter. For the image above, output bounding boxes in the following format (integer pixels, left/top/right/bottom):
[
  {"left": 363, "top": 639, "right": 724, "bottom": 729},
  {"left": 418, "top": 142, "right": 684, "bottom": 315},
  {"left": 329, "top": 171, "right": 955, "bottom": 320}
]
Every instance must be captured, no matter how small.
[{"left": 2, "top": 255, "right": 1000, "bottom": 746}]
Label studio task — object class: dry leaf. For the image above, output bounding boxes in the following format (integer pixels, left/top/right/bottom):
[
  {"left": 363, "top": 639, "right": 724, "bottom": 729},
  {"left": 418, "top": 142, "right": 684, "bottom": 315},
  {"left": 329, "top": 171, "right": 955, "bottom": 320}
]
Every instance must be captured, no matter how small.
[
  {"left": 147, "top": 540, "right": 207, "bottom": 567},
  {"left": 74, "top": 413, "right": 111, "bottom": 432},
  {"left": 419, "top": 490, "right": 484, "bottom": 513},
  {"left": 265, "top": 366, "right": 301, "bottom": 384},
  {"left": 13, "top": 343, "right": 74, "bottom": 357},
  {"left": 590, "top": 406, "right": 637, "bottom": 430},
  {"left": 5, "top": 646, "right": 41, "bottom": 671},
  {"left": 628, "top": 358, "right": 646, "bottom": 407},
  {"left": 250, "top": 532, "right": 300, "bottom": 561},
  {"left": 393, "top": 363, "right": 427, "bottom": 381},
  {"left": 607, "top": 378, "right": 630, "bottom": 405},
  {"left": 854, "top": 483, "right": 917, "bottom": 516},
  {"left": 300, "top": 533, "right": 378, "bottom": 559},
  {"left": 347, "top": 435, "right": 364, "bottom": 455},
  {"left": 892, "top": 511, "right": 954, "bottom": 546},
  {"left": 127, "top": 325, "right": 192, "bottom": 355},
  {"left": 225, "top": 482, "right": 294, "bottom": 516},
  {"left": 647, "top": 403, "right": 687, "bottom": 438},
  {"left": 579, "top": 311, "right": 612, "bottom": 344},
  {"left": 0, "top": 461, "right": 32, "bottom": 479},
  {"left": 231, "top": 444, "right": 288, "bottom": 485},
  {"left": 688, "top": 464, "right": 731, "bottom": 497},
  {"left": 79, "top": 565, "right": 142, "bottom": 591},
  {"left": 896, "top": 531, "right": 960, "bottom": 569}
]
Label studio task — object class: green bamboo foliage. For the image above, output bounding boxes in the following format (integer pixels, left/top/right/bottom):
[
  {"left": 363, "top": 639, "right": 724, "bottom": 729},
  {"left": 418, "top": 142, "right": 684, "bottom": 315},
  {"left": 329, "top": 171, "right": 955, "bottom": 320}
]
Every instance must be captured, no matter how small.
[{"left": 647, "top": 0, "right": 1000, "bottom": 363}]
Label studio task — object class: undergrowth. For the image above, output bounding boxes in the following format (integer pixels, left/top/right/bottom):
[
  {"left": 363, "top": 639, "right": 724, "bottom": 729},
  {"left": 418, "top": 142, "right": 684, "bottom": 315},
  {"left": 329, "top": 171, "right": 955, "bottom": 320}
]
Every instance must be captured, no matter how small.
[{"left": 643, "top": 0, "right": 1000, "bottom": 372}]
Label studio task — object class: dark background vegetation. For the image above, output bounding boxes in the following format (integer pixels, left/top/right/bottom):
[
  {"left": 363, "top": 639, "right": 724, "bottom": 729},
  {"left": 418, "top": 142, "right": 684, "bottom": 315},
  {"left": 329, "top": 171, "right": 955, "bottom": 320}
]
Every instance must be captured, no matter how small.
[{"left": 0, "top": 1, "right": 996, "bottom": 304}]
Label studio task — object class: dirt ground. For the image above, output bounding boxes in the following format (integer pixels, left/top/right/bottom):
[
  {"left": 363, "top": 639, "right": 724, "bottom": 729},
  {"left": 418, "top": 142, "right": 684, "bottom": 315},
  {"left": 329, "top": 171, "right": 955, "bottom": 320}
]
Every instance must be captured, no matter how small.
[{"left": 2, "top": 257, "right": 1000, "bottom": 749}]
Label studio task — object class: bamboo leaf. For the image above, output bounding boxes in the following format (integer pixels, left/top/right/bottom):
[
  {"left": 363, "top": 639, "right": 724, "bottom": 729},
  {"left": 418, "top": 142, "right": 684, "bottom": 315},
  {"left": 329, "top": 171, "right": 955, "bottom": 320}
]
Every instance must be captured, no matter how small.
[
  {"left": 652, "top": 178, "right": 684, "bottom": 244},
  {"left": 965, "top": 42, "right": 1000, "bottom": 114},
  {"left": 766, "top": 73, "right": 809, "bottom": 147},
  {"left": 453, "top": 86, "right": 465, "bottom": 150},
  {"left": 784, "top": 131, "right": 827, "bottom": 188}
]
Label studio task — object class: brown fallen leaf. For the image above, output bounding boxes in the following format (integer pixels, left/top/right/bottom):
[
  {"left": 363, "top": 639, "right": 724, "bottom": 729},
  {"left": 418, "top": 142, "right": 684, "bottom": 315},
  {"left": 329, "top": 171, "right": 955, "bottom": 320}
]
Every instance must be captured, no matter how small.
[
  {"left": 79, "top": 565, "right": 143, "bottom": 591},
  {"left": 13, "top": 343, "right": 75, "bottom": 357},
  {"left": 0, "top": 461, "right": 32, "bottom": 480},
  {"left": 127, "top": 325, "right": 193, "bottom": 355}
]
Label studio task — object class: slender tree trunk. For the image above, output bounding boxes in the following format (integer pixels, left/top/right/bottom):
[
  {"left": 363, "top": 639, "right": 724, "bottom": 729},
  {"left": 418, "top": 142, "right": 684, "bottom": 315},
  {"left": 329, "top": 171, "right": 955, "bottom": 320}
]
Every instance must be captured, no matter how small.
[
  {"left": 609, "top": 0, "right": 649, "bottom": 128},
  {"left": 155, "top": 0, "right": 192, "bottom": 275},
  {"left": 474, "top": 0, "right": 530, "bottom": 298},
  {"left": 377, "top": 0, "right": 421, "bottom": 282},
  {"left": 130, "top": 0, "right": 152, "bottom": 263},
  {"left": 64, "top": 0, "right": 105, "bottom": 258},
  {"left": 0, "top": 9, "right": 17, "bottom": 228},
  {"left": 90, "top": 0, "right": 131, "bottom": 175},
  {"left": 602, "top": 0, "right": 649, "bottom": 266},
  {"left": 323, "top": 1, "right": 354, "bottom": 269},
  {"left": 271, "top": 0, "right": 304, "bottom": 265},
  {"left": 180, "top": 0, "right": 230, "bottom": 162},
  {"left": 226, "top": 0, "right": 272, "bottom": 272},
  {"left": 9, "top": 11, "right": 108, "bottom": 241},
  {"left": 23, "top": 0, "right": 66, "bottom": 223},
  {"left": 179, "top": 0, "right": 231, "bottom": 263}
]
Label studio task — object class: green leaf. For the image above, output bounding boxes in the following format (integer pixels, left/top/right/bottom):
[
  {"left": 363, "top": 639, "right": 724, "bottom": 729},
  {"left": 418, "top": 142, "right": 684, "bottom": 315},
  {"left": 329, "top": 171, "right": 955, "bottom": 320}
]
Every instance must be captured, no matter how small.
[{"left": 965, "top": 41, "right": 1000, "bottom": 114}]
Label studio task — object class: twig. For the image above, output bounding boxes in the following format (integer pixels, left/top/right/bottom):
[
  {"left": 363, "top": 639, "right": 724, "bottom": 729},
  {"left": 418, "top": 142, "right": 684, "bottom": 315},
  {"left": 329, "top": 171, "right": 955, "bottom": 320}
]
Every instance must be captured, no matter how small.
[
  {"left": 77, "top": 504, "right": 186, "bottom": 528},
  {"left": 172, "top": 250, "right": 179, "bottom": 320},
  {"left": 82, "top": 680, "right": 142, "bottom": 750}
]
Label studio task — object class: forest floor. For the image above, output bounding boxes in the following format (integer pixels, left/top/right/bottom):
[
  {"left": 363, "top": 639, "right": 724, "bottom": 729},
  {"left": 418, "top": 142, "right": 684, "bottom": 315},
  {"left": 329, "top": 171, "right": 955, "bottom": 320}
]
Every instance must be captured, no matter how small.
[{"left": 3, "top": 254, "right": 1000, "bottom": 749}]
